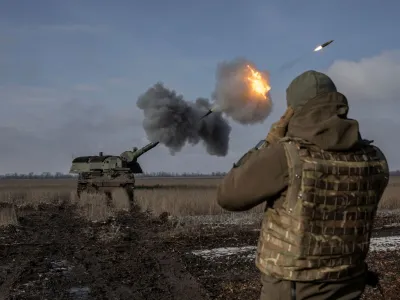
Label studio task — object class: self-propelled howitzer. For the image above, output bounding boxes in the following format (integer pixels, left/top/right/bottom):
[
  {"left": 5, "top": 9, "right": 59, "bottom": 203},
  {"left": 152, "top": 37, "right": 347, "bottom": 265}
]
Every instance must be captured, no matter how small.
[{"left": 69, "top": 141, "right": 159, "bottom": 202}]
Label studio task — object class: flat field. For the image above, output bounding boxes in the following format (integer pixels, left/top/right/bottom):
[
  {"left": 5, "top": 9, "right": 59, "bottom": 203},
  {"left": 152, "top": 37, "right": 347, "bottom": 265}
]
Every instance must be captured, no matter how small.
[{"left": 0, "top": 176, "right": 398, "bottom": 299}]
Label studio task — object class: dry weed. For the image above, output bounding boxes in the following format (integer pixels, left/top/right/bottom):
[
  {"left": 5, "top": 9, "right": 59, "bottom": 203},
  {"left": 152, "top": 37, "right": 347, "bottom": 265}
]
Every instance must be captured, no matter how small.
[
  {"left": 111, "top": 188, "right": 131, "bottom": 212},
  {"left": 0, "top": 189, "right": 70, "bottom": 208},
  {"left": 0, "top": 179, "right": 76, "bottom": 189},
  {"left": 97, "top": 222, "right": 123, "bottom": 243},
  {"left": 388, "top": 176, "right": 400, "bottom": 187},
  {"left": 172, "top": 212, "right": 263, "bottom": 228},
  {"left": 69, "top": 191, "right": 79, "bottom": 205},
  {"left": 135, "top": 187, "right": 265, "bottom": 216},
  {"left": 0, "top": 177, "right": 397, "bottom": 220},
  {"left": 73, "top": 189, "right": 131, "bottom": 222},
  {"left": 135, "top": 182, "right": 400, "bottom": 217},
  {"left": 135, "top": 177, "right": 220, "bottom": 187},
  {"left": 135, "top": 188, "right": 219, "bottom": 216},
  {"left": 0, "top": 203, "right": 18, "bottom": 227},
  {"left": 75, "top": 192, "right": 114, "bottom": 222},
  {"left": 379, "top": 185, "right": 400, "bottom": 210}
]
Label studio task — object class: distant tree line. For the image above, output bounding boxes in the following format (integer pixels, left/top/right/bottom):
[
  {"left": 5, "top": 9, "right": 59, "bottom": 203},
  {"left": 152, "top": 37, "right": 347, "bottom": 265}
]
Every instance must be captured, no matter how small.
[
  {"left": 1, "top": 170, "right": 398, "bottom": 179},
  {"left": 0, "top": 171, "right": 227, "bottom": 179},
  {"left": 0, "top": 172, "right": 75, "bottom": 179},
  {"left": 138, "top": 171, "right": 227, "bottom": 177},
  {"left": 390, "top": 170, "right": 400, "bottom": 176}
]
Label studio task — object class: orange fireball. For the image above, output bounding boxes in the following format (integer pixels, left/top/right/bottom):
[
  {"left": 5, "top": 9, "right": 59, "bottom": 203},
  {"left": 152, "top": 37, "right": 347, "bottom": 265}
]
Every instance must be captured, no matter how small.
[{"left": 246, "top": 65, "right": 271, "bottom": 99}]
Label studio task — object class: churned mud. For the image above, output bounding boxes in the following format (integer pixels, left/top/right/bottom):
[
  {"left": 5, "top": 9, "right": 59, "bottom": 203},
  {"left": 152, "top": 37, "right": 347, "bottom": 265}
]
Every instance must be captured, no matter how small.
[
  {"left": 0, "top": 205, "right": 399, "bottom": 300},
  {"left": 172, "top": 213, "right": 400, "bottom": 300},
  {"left": 0, "top": 204, "right": 210, "bottom": 300}
]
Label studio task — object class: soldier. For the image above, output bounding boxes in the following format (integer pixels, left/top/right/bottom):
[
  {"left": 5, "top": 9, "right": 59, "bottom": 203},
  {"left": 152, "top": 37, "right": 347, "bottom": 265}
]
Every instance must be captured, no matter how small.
[{"left": 217, "top": 70, "right": 389, "bottom": 300}]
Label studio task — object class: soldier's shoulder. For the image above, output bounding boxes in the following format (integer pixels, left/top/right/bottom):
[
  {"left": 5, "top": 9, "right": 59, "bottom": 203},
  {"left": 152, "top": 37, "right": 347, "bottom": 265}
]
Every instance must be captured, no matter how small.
[
  {"left": 258, "top": 142, "right": 288, "bottom": 166},
  {"left": 358, "top": 140, "right": 387, "bottom": 158},
  {"left": 354, "top": 141, "right": 389, "bottom": 170},
  {"left": 369, "top": 144, "right": 388, "bottom": 164}
]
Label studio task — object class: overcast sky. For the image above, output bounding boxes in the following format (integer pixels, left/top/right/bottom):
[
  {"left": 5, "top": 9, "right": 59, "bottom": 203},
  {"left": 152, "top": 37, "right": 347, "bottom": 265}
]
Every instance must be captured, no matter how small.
[{"left": 1, "top": 0, "right": 399, "bottom": 174}]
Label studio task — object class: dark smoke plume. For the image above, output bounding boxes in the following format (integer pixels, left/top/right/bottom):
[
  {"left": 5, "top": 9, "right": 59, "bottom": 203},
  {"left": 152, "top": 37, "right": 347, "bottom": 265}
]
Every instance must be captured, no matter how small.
[
  {"left": 136, "top": 83, "right": 231, "bottom": 156},
  {"left": 212, "top": 58, "right": 273, "bottom": 124}
]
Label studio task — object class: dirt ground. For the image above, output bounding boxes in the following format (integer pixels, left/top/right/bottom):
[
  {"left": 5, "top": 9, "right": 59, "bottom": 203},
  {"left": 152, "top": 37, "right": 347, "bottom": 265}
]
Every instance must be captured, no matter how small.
[
  {"left": 0, "top": 203, "right": 398, "bottom": 300},
  {"left": 176, "top": 215, "right": 400, "bottom": 300},
  {"left": 0, "top": 203, "right": 210, "bottom": 300},
  {"left": 0, "top": 177, "right": 399, "bottom": 299}
]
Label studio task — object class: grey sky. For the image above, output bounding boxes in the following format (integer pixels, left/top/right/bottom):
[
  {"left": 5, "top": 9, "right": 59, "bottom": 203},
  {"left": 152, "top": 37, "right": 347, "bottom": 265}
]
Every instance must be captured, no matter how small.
[{"left": 0, "top": 0, "right": 399, "bottom": 174}]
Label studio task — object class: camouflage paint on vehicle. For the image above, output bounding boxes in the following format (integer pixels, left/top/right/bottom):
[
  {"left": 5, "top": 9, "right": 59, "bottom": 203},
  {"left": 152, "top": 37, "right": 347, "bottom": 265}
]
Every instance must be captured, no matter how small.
[{"left": 70, "top": 142, "right": 159, "bottom": 203}]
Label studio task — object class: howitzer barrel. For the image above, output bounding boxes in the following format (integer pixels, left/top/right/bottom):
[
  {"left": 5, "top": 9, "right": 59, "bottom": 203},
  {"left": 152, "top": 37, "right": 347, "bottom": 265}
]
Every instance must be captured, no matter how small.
[
  {"left": 132, "top": 141, "right": 159, "bottom": 160},
  {"left": 120, "top": 141, "right": 159, "bottom": 163}
]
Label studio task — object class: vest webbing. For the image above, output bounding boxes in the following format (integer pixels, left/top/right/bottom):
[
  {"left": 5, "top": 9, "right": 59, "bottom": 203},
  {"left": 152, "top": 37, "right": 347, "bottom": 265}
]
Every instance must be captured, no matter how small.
[{"left": 256, "top": 138, "right": 389, "bottom": 281}]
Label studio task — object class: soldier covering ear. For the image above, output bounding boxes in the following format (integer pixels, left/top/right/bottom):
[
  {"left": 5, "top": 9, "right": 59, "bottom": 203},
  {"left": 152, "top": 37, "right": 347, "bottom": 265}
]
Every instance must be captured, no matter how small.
[
  {"left": 217, "top": 70, "right": 389, "bottom": 300},
  {"left": 233, "top": 106, "right": 294, "bottom": 168}
]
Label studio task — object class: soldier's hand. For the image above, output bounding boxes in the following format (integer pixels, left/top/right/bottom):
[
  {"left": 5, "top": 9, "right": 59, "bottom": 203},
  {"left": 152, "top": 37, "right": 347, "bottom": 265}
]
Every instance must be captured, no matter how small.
[{"left": 266, "top": 106, "right": 294, "bottom": 144}]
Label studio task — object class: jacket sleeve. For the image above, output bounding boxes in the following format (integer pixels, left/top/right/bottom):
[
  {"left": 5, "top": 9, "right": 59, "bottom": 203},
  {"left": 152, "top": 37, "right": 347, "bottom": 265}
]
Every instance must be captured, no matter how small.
[{"left": 217, "top": 143, "right": 289, "bottom": 211}]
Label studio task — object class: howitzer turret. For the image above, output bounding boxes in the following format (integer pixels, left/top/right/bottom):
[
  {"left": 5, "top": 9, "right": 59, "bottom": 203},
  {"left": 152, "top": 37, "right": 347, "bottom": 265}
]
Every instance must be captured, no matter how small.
[
  {"left": 119, "top": 141, "right": 159, "bottom": 173},
  {"left": 69, "top": 141, "right": 158, "bottom": 204}
]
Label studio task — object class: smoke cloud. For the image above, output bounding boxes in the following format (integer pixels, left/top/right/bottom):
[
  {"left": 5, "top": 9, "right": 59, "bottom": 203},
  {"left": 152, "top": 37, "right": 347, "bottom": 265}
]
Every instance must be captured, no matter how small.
[
  {"left": 136, "top": 83, "right": 231, "bottom": 156},
  {"left": 212, "top": 58, "right": 273, "bottom": 124},
  {"left": 137, "top": 58, "right": 273, "bottom": 155}
]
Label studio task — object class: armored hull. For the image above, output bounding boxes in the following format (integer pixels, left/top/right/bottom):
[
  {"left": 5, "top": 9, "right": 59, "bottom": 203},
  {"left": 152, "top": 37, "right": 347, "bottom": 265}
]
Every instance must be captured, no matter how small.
[
  {"left": 71, "top": 155, "right": 135, "bottom": 203},
  {"left": 70, "top": 142, "right": 159, "bottom": 205}
]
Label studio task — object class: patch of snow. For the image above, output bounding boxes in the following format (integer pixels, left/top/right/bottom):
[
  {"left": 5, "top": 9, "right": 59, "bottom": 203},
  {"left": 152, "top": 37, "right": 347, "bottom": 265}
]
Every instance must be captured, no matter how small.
[
  {"left": 191, "top": 236, "right": 400, "bottom": 260},
  {"left": 383, "top": 223, "right": 400, "bottom": 228},
  {"left": 177, "top": 209, "right": 400, "bottom": 226},
  {"left": 49, "top": 260, "right": 73, "bottom": 275},
  {"left": 192, "top": 246, "right": 256, "bottom": 259},
  {"left": 51, "top": 260, "right": 70, "bottom": 271},
  {"left": 175, "top": 209, "right": 400, "bottom": 226},
  {"left": 376, "top": 209, "right": 400, "bottom": 217},
  {"left": 369, "top": 236, "right": 400, "bottom": 251},
  {"left": 69, "top": 287, "right": 91, "bottom": 300},
  {"left": 176, "top": 213, "right": 262, "bottom": 226}
]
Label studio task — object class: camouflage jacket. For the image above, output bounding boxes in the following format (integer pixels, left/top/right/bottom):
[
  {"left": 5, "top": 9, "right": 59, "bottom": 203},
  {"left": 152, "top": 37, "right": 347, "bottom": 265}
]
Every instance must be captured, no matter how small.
[{"left": 255, "top": 137, "right": 389, "bottom": 281}]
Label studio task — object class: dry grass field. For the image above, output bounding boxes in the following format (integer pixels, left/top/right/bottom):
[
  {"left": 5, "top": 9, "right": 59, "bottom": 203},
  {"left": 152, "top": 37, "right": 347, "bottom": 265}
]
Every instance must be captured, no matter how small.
[
  {"left": 137, "top": 176, "right": 400, "bottom": 216},
  {"left": 0, "top": 176, "right": 398, "bottom": 299},
  {"left": 0, "top": 176, "right": 398, "bottom": 221}
]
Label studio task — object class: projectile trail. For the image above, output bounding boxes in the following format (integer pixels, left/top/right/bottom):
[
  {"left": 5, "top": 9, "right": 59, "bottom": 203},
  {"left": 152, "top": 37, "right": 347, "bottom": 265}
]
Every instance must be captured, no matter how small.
[
  {"left": 314, "top": 40, "right": 334, "bottom": 52},
  {"left": 201, "top": 39, "right": 335, "bottom": 120},
  {"left": 137, "top": 39, "right": 335, "bottom": 156},
  {"left": 321, "top": 40, "right": 334, "bottom": 48},
  {"left": 200, "top": 109, "right": 213, "bottom": 120}
]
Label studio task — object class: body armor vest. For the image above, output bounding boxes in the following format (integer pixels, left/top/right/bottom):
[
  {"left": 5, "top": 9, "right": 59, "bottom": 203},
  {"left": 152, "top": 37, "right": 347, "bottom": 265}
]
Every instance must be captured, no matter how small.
[{"left": 255, "top": 137, "right": 389, "bottom": 281}]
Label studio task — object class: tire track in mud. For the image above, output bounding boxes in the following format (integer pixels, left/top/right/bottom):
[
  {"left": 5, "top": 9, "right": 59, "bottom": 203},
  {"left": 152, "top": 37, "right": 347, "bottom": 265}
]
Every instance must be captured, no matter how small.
[
  {"left": 0, "top": 205, "right": 210, "bottom": 300},
  {"left": 175, "top": 215, "right": 400, "bottom": 300},
  {"left": 0, "top": 256, "right": 37, "bottom": 300},
  {"left": 155, "top": 253, "right": 211, "bottom": 300},
  {"left": 188, "top": 226, "right": 400, "bottom": 260}
]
